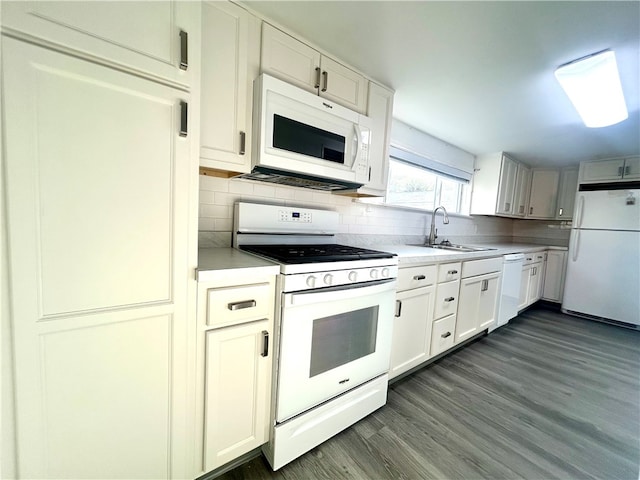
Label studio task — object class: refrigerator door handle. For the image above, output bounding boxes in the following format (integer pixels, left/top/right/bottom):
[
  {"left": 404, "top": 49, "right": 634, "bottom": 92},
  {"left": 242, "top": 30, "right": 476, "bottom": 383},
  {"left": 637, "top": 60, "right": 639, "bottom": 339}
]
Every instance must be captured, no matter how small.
[
  {"left": 575, "top": 195, "right": 585, "bottom": 228},
  {"left": 572, "top": 229, "right": 580, "bottom": 262}
]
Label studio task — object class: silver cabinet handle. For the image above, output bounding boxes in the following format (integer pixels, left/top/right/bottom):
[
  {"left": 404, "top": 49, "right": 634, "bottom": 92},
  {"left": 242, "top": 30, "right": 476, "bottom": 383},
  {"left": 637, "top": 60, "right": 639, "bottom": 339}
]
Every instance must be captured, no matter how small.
[
  {"left": 529, "top": 206, "right": 534, "bottom": 215},
  {"left": 447, "top": 269, "right": 458, "bottom": 275},
  {"left": 227, "top": 299, "right": 256, "bottom": 311},
  {"left": 179, "top": 30, "right": 188, "bottom": 70},
  {"left": 179, "top": 101, "right": 188, "bottom": 137},
  {"left": 314, "top": 67, "right": 321, "bottom": 89},
  {"left": 239, "top": 131, "right": 246, "bottom": 155},
  {"left": 481, "top": 279, "right": 489, "bottom": 292},
  {"left": 321, "top": 71, "right": 328, "bottom": 92},
  {"left": 625, "top": 165, "right": 631, "bottom": 176},
  {"left": 413, "top": 275, "right": 426, "bottom": 280},
  {"left": 395, "top": 299, "right": 402, "bottom": 317},
  {"left": 261, "top": 330, "right": 269, "bottom": 357},
  {"left": 519, "top": 205, "right": 525, "bottom": 214},
  {"left": 618, "top": 166, "right": 624, "bottom": 177},
  {"left": 558, "top": 207, "right": 564, "bottom": 216},
  {"left": 444, "top": 297, "right": 455, "bottom": 302},
  {"left": 441, "top": 331, "right": 452, "bottom": 339},
  {"left": 504, "top": 202, "right": 511, "bottom": 212}
]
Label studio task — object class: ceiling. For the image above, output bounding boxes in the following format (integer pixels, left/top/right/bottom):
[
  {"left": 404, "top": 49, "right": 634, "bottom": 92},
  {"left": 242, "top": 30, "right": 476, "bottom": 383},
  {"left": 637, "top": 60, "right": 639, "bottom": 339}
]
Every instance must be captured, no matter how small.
[{"left": 242, "top": 1, "right": 640, "bottom": 168}]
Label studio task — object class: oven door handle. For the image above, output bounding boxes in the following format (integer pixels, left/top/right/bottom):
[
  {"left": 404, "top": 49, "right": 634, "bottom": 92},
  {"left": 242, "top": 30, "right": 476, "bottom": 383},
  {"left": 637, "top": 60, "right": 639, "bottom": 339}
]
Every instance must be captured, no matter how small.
[{"left": 285, "top": 279, "right": 396, "bottom": 306}]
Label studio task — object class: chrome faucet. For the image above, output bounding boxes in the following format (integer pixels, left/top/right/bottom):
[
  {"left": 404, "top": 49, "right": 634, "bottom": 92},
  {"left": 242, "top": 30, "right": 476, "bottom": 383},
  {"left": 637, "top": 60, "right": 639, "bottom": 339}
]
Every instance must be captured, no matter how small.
[{"left": 428, "top": 206, "right": 450, "bottom": 245}]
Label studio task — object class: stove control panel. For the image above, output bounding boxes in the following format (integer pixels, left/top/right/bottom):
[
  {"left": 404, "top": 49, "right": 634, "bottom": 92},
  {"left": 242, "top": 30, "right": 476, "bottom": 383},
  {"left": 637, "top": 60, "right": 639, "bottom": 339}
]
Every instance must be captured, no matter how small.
[
  {"left": 279, "top": 210, "right": 312, "bottom": 223},
  {"left": 282, "top": 265, "right": 398, "bottom": 292}
]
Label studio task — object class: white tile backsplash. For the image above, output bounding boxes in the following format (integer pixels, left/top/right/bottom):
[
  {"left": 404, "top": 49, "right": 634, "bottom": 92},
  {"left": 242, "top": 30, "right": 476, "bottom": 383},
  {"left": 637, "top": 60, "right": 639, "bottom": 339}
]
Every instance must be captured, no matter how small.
[{"left": 198, "top": 175, "right": 570, "bottom": 248}]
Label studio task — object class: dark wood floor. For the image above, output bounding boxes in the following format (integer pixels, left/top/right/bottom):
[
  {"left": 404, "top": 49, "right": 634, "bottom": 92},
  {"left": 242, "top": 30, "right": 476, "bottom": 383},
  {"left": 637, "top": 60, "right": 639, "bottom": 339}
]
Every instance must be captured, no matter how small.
[{"left": 216, "top": 306, "right": 640, "bottom": 480}]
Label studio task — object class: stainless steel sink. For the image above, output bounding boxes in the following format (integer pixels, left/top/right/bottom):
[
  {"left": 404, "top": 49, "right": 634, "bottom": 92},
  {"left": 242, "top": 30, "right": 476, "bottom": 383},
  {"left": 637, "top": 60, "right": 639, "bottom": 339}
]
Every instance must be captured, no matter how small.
[{"left": 409, "top": 243, "right": 498, "bottom": 253}]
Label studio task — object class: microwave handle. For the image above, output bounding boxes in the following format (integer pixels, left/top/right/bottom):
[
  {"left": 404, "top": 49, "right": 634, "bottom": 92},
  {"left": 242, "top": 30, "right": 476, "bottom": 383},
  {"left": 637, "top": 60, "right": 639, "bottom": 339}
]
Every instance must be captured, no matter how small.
[{"left": 352, "top": 124, "right": 361, "bottom": 171}]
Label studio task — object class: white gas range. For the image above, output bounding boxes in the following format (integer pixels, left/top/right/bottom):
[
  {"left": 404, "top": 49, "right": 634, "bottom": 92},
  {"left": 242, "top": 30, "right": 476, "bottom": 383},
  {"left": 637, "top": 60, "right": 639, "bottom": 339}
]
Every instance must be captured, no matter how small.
[{"left": 233, "top": 202, "right": 398, "bottom": 470}]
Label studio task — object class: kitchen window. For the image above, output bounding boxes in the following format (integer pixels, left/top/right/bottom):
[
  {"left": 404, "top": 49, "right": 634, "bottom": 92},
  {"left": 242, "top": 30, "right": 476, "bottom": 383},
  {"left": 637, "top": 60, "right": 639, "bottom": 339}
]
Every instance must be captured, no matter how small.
[{"left": 383, "top": 146, "right": 472, "bottom": 214}]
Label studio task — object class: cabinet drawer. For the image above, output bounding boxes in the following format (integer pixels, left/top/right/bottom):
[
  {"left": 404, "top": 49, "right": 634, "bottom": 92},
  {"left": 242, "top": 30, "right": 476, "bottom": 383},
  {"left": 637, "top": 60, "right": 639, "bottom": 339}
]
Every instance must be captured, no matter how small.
[
  {"left": 207, "top": 283, "right": 271, "bottom": 328},
  {"left": 437, "top": 262, "right": 461, "bottom": 283},
  {"left": 431, "top": 315, "right": 456, "bottom": 357},
  {"left": 461, "top": 257, "right": 502, "bottom": 278},
  {"left": 434, "top": 281, "right": 460, "bottom": 319},
  {"left": 397, "top": 265, "right": 437, "bottom": 291}
]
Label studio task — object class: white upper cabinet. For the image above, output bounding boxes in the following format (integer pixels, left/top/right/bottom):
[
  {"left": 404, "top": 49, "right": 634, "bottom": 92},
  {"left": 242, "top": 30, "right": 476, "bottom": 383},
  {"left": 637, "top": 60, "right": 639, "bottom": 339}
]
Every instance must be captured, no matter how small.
[
  {"left": 555, "top": 167, "right": 579, "bottom": 220},
  {"left": 579, "top": 156, "right": 640, "bottom": 183},
  {"left": 526, "top": 169, "right": 560, "bottom": 219},
  {"left": 471, "top": 152, "right": 522, "bottom": 217},
  {"left": 261, "top": 23, "right": 368, "bottom": 113},
  {"left": 200, "top": 1, "right": 260, "bottom": 174},
  {"left": 357, "top": 81, "right": 394, "bottom": 195},
  {"left": 513, "top": 164, "right": 531, "bottom": 217},
  {"left": 1, "top": 0, "right": 199, "bottom": 87}
]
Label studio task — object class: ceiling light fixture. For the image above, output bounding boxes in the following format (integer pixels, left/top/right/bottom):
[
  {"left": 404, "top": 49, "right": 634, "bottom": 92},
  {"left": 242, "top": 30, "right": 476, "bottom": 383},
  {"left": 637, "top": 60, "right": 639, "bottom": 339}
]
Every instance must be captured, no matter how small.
[{"left": 554, "top": 49, "right": 628, "bottom": 128}]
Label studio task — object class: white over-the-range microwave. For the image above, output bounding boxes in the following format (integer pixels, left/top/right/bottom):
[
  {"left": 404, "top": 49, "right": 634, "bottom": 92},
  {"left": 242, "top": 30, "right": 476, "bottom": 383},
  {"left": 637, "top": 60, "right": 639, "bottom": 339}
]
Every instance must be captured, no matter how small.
[{"left": 238, "top": 74, "right": 372, "bottom": 191}]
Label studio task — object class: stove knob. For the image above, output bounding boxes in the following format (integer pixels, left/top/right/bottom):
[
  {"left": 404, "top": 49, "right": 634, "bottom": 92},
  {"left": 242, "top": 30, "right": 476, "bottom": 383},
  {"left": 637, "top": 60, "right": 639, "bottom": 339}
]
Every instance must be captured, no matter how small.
[
  {"left": 306, "top": 276, "right": 317, "bottom": 288},
  {"left": 370, "top": 269, "right": 379, "bottom": 279},
  {"left": 348, "top": 271, "right": 358, "bottom": 282},
  {"left": 382, "top": 268, "right": 390, "bottom": 278},
  {"left": 323, "top": 274, "right": 334, "bottom": 285}
]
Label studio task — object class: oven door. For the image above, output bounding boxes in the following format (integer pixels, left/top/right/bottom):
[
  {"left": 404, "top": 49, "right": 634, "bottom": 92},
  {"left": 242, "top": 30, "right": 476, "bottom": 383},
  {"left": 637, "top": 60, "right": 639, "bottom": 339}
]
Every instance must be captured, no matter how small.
[{"left": 276, "top": 279, "right": 396, "bottom": 423}]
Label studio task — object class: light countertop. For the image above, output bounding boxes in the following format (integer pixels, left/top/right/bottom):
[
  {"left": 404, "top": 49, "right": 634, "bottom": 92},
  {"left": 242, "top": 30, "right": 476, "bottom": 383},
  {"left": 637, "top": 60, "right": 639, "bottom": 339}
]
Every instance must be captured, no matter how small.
[
  {"left": 370, "top": 243, "right": 568, "bottom": 266},
  {"left": 197, "top": 247, "right": 279, "bottom": 282}
]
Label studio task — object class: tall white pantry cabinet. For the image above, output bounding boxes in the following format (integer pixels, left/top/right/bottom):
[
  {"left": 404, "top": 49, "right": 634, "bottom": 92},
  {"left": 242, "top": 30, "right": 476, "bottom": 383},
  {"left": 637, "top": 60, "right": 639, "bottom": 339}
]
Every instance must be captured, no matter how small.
[{"left": 1, "top": 2, "right": 200, "bottom": 479}]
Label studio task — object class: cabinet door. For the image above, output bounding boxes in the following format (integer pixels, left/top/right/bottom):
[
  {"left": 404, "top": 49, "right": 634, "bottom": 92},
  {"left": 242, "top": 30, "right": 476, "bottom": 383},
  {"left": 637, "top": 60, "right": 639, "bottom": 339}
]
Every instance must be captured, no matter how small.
[
  {"left": 200, "top": 1, "right": 260, "bottom": 173},
  {"left": 496, "top": 155, "right": 518, "bottom": 215},
  {"left": 456, "top": 272, "right": 500, "bottom": 343},
  {"left": 623, "top": 156, "right": 640, "bottom": 179},
  {"left": 389, "top": 286, "right": 435, "bottom": 379},
  {"left": 527, "top": 262, "right": 543, "bottom": 304},
  {"left": 518, "top": 264, "right": 532, "bottom": 310},
  {"left": 204, "top": 321, "right": 271, "bottom": 471},
  {"left": 319, "top": 56, "right": 368, "bottom": 113},
  {"left": 3, "top": 38, "right": 194, "bottom": 479},
  {"left": 2, "top": 1, "right": 198, "bottom": 87},
  {"left": 359, "top": 82, "right": 394, "bottom": 194},
  {"left": 580, "top": 158, "right": 625, "bottom": 182},
  {"left": 527, "top": 169, "right": 560, "bottom": 219},
  {"left": 513, "top": 164, "right": 531, "bottom": 217},
  {"left": 261, "top": 22, "right": 320, "bottom": 93},
  {"left": 555, "top": 168, "right": 579, "bottom": 220},
  {"left": 542, "top": 250, "right": 567, "bottom": 302}
]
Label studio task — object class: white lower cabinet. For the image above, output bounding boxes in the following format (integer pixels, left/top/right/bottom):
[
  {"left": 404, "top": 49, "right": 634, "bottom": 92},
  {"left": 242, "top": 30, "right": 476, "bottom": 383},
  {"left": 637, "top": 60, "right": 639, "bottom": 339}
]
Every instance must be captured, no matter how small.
[
  {"left": 456, "top": 258, "right": 502, "bottom": 344},
  {"left": 204, "top": 320, "right": 271, "bottom": 471},
  {"left": 389, "top": 285, "right": 436, "bottom": 379},
  {"left": 542, "top": 250, "right": 568, "bottom": 302},
  {"left": 389, "top": 265, "right": 437, "bottom": 379},
  {"left": 431, "top": 315, "right": 457, "bottom": 356},
  {"left": 518, "top": 253, "right": 545, "bottom": 310},
  {"left": 196, "top": 274, "right": 276, "bottom": 475}
]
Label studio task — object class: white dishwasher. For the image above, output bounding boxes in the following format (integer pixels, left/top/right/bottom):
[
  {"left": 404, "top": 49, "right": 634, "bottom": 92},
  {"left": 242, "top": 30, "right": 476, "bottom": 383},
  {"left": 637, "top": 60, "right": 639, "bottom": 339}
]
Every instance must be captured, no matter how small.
[{"left": 490, "top": 253, "right": 525, "bottom": 332}]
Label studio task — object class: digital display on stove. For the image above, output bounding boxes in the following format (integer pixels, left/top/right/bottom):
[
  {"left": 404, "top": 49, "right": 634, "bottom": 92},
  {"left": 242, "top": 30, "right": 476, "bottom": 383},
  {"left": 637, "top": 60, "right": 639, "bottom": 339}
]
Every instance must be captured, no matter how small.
[{"left": 292, "top": 212, "right": 300, "bottom": 218}]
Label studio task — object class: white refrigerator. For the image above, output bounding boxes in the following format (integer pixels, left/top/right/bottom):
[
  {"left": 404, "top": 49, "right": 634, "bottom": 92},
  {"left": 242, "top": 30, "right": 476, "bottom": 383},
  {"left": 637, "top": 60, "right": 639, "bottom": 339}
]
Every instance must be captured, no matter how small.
[{"left": 562, "top": 188, "right": 640, "bottom": 326}]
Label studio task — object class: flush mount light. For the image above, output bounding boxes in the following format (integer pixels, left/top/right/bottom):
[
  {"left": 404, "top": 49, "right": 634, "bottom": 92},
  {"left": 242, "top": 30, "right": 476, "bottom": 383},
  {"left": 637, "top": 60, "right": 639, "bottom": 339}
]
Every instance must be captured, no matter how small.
[{"left": 554, "top": 49, "right": 628, "bottom": 128}]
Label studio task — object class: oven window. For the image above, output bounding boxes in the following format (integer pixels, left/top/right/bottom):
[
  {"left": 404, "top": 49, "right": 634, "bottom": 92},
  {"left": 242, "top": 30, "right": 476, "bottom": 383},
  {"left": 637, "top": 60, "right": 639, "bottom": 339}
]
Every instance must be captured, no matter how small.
[
  {"left": 273, "top": 114, "right": 345, "bottom": 164},
  {"left": 309, "top": 306, "right": 379, "bottom": 377}
]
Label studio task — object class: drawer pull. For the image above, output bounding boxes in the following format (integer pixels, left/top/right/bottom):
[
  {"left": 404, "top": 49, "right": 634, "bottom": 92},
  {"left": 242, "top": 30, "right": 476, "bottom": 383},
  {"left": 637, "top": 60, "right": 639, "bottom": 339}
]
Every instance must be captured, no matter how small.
[
  {"left": 395, "top": 300, "right": 402, "bottom": 317},
  {"left": 444, "top": 297, "right": 455, "bottom": 302},
  {"left": 228, "top": 299, "right": 256, "bottom": 311},
  {"left": 261, "top": 330, "right": 269, "bottom": 357},
  {"left": 441, "top": 331, "right": 452, "bottom": 339},
  {"left": 179, "top": 30, "right": 188, "bottom": 70},
  {"left": 413, "top": 275, "right": 426, "bottom": 280},
  {"left": 481, "top": 279, "right": 489, "bottom": 292},
  {"left": 447, "top": 269, "right": 458, "bottom": 275}
]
